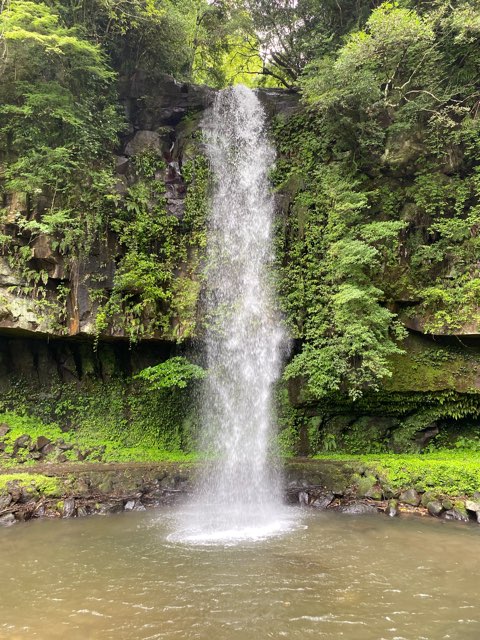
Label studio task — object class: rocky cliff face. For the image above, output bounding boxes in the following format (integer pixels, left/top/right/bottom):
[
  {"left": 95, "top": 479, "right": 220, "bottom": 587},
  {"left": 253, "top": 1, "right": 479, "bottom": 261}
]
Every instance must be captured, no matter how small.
[
  {"left": 0, "top": 74, "right": 479, "bottom": 455},
  {"left": 0, "top": 72, "right": 298, "bottom": 342},
  {"left": 0, "top": 74, "right": 210, "bottom": 339}
]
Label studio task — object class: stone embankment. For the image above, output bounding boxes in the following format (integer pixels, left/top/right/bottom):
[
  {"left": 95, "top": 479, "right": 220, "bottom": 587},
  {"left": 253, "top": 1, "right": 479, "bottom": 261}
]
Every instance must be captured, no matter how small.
[
  {"left": 1, "top": 459, "right": 480, "bottom": 527},
  {"left": 286, "top": 460, "right": 480, "bottom": 523},
  {"left": 0, "top": 463, "right": 195, "bottom": 527}
]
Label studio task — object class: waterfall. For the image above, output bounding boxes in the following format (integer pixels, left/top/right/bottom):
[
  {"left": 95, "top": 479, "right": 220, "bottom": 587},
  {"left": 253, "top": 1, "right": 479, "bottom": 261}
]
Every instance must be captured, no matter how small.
[{"left": 173, "top": 85, "right": 291, "bottom": 543}]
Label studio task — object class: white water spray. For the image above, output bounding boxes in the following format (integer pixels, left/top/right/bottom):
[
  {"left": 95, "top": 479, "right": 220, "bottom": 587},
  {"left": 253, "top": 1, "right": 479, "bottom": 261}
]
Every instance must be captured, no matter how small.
[{"left": 173, "top": 85, "right": 291, "bottom": 544}]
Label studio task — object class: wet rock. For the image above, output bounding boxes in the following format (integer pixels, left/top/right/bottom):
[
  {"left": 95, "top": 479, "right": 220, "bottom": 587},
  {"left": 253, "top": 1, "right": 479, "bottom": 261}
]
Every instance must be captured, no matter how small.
[
  {"left": 114, "top": 176, "right": 128, "bottom": 196},
  {"left": 421, "top": 491, "right": 437, "bottom": 507},
  {"left": 41, "top": 443, "right": 56, "bottom": 455},
  {"left": 158, "top": 476, "right": 176, "bottom": 490},
  {"left": 35, "top": 504, "right": 46, "bottom": 517},
  {"left": 173, "top": 475, "right": 189, "bottom": 492},
  {"left": 0, "top": 513, "right": 15, "bottom": 527},
  {"left": 133, "top": 501, "right": 146, "bottom": 512},
  {"left": 444, "top": 507, "right": 469, "bottom": 523},
  {"left": 98, "top": 501, "right": 124, "bottom": 515},
  {"left": 338, "top": 502, "right": 378, "bottom": 515},
  {"left": 465, "top": 499, "right": 480, "bottom": 513},
  {"left": 35, "top": 436, "right": 51, "bottom": 450},
  {"left": 115, "top": 155, "right": 129, "bottom": 174},
  {"left": 298, "top": 491, "right": 309, "bottom": 506},
  {"left": 98, "top": 477, "right": 115, "bottom": 494},
  {"left": 311, "top": 493, "right": 334, "bottom": 510},
  {"left": 125, "top": 130, "right": 162, "bottom": 156},
  {"left": 57, "top": 441, "right": 73, "bottom": 451},
  {"left": 77, "top": 506, "right": 88, "bottom": 518},
  {"left": 442, "top": 499, "right": 453, "bottom": 511},
  {"left": 0, "top": 423, "right": 10, "bottom": 437},
  {"left": 386, "top": 499, "right": 399, "bottom": 517},
  {"left": 124, "top": 500, "right": 136, "bottom": 511},
  {"left": 427, "top": 500, "right": 444, "bottom": 517},
  {"left": 415, "top": 424, "right": 439, "bottom": 449},
  {"left": 399, "top": 488, "right": 420, "bottom": 506},
  {"left": 74, "top": 477, "right": 91, "bottom": 495},
  {"left": 63, "top": 498, "right": 76, "bottom": 518},
  {"left": 13, "top": 434, "right": 31, "bottom": 452},
  {"left": 0, "top": 494, "right": 12, "bottom": 511},
  {"left": 17, "top": 500, "right": 36, "bottom": 521},
  {"left": 355, "top": 475, "right": 382, "bottom": 500},
  {"left": 380, "top": 484, "right": 397, "bottom": 499},
  {"left": 8, "top": 484, "right": 22, "bottom": 503},
  {"left": 21, "top": 485, "right": 38, "bottom": 502}
]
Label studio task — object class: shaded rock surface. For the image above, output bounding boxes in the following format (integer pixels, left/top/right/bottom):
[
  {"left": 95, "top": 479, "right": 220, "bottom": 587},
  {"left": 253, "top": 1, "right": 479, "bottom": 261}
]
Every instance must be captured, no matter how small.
[
  {"left": 399, "top": 489, "right": 421, "bottom": 506},
  {"left": 338, "top": 503, "right": 378, "bottom": 515},
  {"left": 1, "top": 459, "right": 480, "bottom": 528},
  {"left": 427, "top": 500, "right": 444, "bottom": 517},
  {"left": 0, "top": 513, "right": 15, "bottom": 526},
  {"left": 386, "top": 499, "right": 399, "bottom": 517}
]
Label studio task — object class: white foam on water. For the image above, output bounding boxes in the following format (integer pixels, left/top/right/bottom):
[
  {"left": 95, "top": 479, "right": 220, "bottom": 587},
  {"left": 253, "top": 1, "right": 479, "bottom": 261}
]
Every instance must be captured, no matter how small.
[{"left": 169, "top": 505, "right": 300, "bottom": 546}]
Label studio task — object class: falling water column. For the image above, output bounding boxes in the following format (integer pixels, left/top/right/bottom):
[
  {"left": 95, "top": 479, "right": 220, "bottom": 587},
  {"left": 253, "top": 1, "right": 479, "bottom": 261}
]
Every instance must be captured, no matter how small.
[{"left": 191, "top": 85, "right": 287, "bottom": 540}]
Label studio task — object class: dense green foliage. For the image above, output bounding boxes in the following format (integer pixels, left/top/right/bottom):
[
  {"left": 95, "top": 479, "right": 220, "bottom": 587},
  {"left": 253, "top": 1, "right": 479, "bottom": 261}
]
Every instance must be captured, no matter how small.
[
  {"left": 273, "top": 0, "right": 480, "bottom": 401},
  {"left": 1, "top": 0, "right": 480, "bottom": 459},
  {"left": 0, "top": 373, "right": 200, "bottom": 463},
  {"left": 0, "top": 472, "right": 60, "bottom": 496},
  {"left": 299, "top": 1, "right": 480, "bottom": 334},
  {"left": 314, "top": 451, "right": 480, "bottom": 496},
  {"left": 273, "top": 123, "right": 408, "bottom": 399},
  {"left": 0, "top": 0, "right": 121, "bottom": 265},
  {"left": 135, "top": 356, "right": 205, "bottom": 389},
  {"left": 242, "top": 0, "right": 374, "bottom": 87},
  {"left": 0, "top": 0, "right": 212, "bottom": 339},
  {"left": 93, "top": 151, "right": 209, "bottom": 341}
]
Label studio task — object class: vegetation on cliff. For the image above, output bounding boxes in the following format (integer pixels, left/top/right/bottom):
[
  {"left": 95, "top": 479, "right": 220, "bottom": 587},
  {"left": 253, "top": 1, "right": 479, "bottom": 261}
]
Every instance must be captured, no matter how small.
[
  {"left": 0, "top": 0, "right": 479, "bottom": 459},
  {"left": 274, "top": 1, "right": 480, "bottom": 403}
]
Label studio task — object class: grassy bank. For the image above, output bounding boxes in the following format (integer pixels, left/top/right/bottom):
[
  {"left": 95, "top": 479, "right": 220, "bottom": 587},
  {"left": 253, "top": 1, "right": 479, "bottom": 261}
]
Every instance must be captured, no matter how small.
[
  {"left": 313, "top": 451, "right": 480, "bottom": 496},
  {"left": 2, "top": 408, "right": 480, "bottom": 498},
  {"left": 0, "top": 411, "right": 196, "bottom": 467}
]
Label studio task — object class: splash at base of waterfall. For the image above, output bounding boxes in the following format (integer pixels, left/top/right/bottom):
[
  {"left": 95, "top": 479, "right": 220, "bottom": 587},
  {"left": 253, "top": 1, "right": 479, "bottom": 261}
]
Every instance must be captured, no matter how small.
[{"left": 169, "top": 503, "right": 299, "bottom": 546}]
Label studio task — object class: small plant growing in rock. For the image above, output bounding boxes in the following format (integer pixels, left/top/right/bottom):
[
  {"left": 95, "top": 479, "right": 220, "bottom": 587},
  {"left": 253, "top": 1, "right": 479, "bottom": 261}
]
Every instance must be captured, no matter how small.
[{"left": 135, "top": 356, "right": 206, "bottom": 390}]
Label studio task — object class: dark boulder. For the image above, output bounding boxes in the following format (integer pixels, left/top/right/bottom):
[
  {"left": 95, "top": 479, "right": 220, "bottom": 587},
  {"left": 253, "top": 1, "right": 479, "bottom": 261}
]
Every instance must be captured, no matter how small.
[
  {"left": 63, "top": 498, "right": 76, "bottom": 518},
  {"left": 35, "top": 436, "right": 51, "bottom": 451},
  {"left": 40, "top": 443, "right": 55, "bottom": 455},
  {"left": 444, "top": 507, "right": 469, "bottom": 523},
  {"left": 427, "top": 500, "right": 444, "bottom": 517},
  {"left": 311, "top": 493, "right": 334, "bottom": 510},
  {"left": 0, "top": 423, "right": 10, "bottom": 438},
  {"left": 13, "top": 434, "right": 31, "bottom": 453},
  {"left": 399, "top": 488, "right": 420, "bottom": 506},
  {"left": 0, "top": 513, "right": 15, "bottom": 527},
  {"left": 338, "top": 502, "right": 378, "bottom": 515},
  {"left": 98, "top": 501, "right": 124, "bottom": 515},
  {"left": 0, "top": 494, "right": 12, "bottom": 511},
  {"left": 124, "top": 130, "right": 163, "bottom": 157},
  {"left": 386, "top": 499, "right": 399, "bottom": 517}
]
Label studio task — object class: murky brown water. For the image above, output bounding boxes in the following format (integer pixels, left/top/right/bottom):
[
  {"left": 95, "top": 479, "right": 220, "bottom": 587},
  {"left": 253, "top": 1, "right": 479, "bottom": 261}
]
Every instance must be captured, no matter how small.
[{"left": 0, "top": 507, "right": 479, "bottom": 639}]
